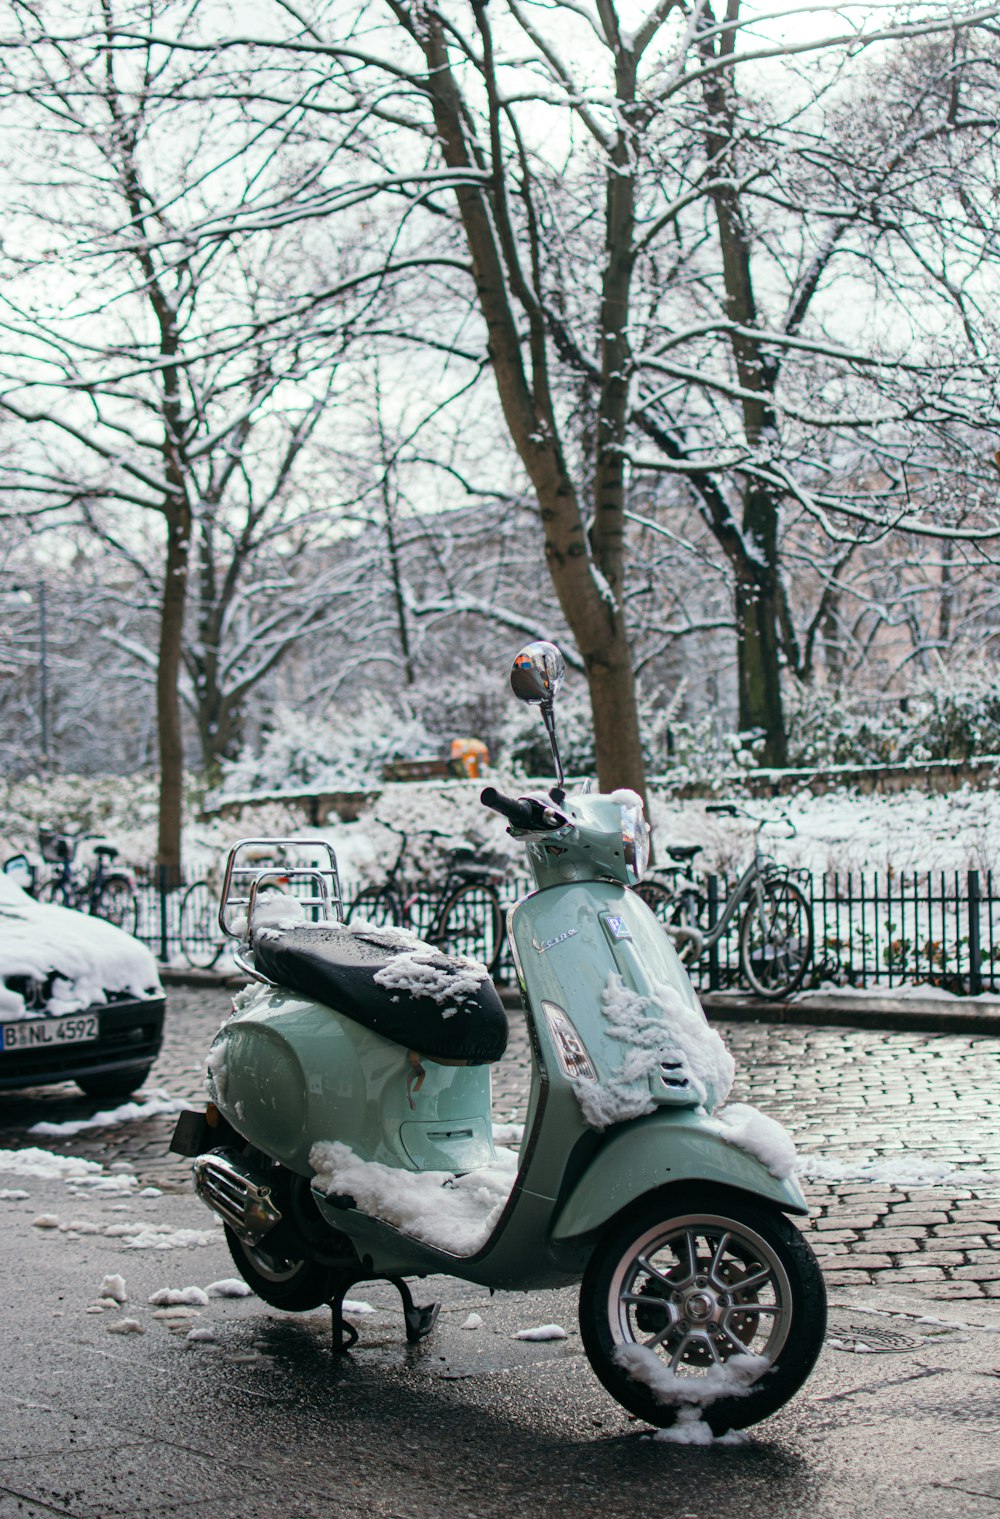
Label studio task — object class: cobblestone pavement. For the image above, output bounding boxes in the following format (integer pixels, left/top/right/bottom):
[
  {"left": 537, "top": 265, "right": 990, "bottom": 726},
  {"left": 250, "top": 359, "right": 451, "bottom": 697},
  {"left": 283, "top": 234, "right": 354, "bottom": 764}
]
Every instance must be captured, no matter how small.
[{"left": 2, "top": 985, "right": 999, "bottom": 1303}]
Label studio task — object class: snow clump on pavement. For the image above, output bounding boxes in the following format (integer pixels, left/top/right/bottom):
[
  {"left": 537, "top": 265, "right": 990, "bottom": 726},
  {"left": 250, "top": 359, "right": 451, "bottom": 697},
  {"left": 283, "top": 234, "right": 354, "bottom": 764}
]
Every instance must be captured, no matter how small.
[
  {"left": 99, "top": 1274, "right": 127, "bottom": 1303},
  {"left": 0, "top": 1147, "right": 109, "bottom": 1181},
  {"left": 206, "top": 1279, "right": 252, "bottom": 1298},
  {"left": 651, "top": 1408, "right": 750, "bottom": 1446},
  {"left": 148, "top": 1286, "right": 210, "bottom": 1307},
  {"left": 513, "top": 1324, "right": 567, "bottom": 1341},
  {"left": 122, "top": 1226, "right": 219, "bottom": 1250},
  {"left": 106, "top": 1319, "right": 144, "bottom": 1335},
  {"left": 28, "top": 1091, "right": 187, "bottom": 1139}
]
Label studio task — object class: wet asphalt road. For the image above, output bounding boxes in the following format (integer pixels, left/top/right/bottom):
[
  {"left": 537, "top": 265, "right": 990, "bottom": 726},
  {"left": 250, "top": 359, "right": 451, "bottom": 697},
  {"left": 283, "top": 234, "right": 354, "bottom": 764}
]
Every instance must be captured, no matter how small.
[
  {"left": 1, "top": 987, "right": 1000, "bottom": 1517},
  {"left": 1, "top": 1170, "right": 1000, "bottom": 1519}
]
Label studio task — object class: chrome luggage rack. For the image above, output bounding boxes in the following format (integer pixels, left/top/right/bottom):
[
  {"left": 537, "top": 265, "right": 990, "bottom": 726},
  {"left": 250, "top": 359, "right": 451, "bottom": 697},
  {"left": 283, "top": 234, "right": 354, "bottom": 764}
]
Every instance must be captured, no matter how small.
[{"left": 218, "top": 838, "right": 345, "bottom": 962}]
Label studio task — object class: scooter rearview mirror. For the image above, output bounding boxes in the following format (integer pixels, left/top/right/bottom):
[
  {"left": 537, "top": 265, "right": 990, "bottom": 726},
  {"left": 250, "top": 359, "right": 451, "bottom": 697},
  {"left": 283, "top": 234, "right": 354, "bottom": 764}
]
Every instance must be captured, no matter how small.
[
  {"left": 510, "top": 641, "right": 565, "bottom": 706},
  {"left": 510, "top": 642, "right": 566, "bottom": 798}
]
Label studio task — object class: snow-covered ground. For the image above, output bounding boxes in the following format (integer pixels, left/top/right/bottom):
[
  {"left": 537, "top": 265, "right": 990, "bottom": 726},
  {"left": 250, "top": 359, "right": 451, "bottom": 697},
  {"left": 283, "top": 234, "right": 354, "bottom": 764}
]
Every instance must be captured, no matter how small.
[
  {"left": 648, "top": 785, "right": 1000, "bottom": 879},
  {"left": 223, "top": 777, "right": 1000, "bottom": 889}
]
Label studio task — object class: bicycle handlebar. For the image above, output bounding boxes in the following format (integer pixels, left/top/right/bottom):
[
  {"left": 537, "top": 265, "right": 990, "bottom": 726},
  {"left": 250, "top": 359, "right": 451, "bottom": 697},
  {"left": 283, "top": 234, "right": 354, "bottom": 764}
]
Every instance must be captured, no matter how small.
[{"left": 704, "top": 801, "right": 797, "bottom": 838}]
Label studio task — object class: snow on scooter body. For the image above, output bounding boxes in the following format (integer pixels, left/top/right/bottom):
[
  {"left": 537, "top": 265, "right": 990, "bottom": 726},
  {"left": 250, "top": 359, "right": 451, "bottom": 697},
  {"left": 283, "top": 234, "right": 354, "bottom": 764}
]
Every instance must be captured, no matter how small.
[{"left": 172, "top": 642, "right": 826, "bottom": 1434}]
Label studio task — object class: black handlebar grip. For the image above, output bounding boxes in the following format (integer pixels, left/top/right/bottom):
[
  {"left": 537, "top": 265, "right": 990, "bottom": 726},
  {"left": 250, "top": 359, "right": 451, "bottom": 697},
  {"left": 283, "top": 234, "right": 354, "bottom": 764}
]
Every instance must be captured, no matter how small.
[{"left": 480, "top": 786, "right": 538, "bottom": 830}]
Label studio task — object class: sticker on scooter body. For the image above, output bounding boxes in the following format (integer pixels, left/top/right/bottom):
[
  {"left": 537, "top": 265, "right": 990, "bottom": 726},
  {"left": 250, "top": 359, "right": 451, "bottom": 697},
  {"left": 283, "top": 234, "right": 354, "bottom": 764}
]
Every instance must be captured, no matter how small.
[{"left": 601, "top": 914, "right": 632, "bottom": 941}]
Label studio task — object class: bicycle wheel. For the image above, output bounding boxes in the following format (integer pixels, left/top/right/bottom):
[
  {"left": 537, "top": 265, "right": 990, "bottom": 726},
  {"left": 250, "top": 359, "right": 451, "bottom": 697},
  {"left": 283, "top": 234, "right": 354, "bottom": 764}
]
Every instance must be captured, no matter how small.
[
  {"left": 92, "top": 874, "right": 140, "bottom": 935},
  {"left": 633, "top": 878, "right": 674, "bottom": 924},
  {"left": 738, "top": 876, "right": 813, "bottom": 1000},
  {"left": 635, "top": 881, "right": 705, "bottom": 963},
  {"left": 347, "top": 885, "right": 403, "bottom": 929},
  {"left": 435, "top": 880, "right": 504, "bottom": 974},
  {"left": 179, "top": 879, "right": 225, "bottom": 969},
  {"left": 37, "top": 876, "right": 73, "bottom": 908}
]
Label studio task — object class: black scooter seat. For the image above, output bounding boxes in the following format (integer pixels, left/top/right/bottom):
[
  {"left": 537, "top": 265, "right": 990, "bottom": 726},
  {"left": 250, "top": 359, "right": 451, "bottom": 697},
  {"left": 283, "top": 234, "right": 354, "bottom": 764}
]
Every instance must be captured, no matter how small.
[{"left": 251, "top": 923, "right": 508, "bottom": 1065}]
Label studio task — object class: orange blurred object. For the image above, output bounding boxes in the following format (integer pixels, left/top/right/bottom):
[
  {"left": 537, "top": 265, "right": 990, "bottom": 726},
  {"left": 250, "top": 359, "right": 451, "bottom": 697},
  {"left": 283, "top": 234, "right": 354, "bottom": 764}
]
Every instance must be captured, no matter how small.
[{"left": 450, "top": 737, "right": 489, "bottom": 778}]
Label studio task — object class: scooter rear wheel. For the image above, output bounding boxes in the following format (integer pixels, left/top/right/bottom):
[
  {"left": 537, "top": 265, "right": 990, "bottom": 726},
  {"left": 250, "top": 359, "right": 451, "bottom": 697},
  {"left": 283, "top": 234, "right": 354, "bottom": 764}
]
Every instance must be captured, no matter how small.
[
  {"left": 579, "top": 1187, "right": 826, "bottom": 1433},
  {"left": 224, "top": 1225, "right": 337, "bottom": 1311}
]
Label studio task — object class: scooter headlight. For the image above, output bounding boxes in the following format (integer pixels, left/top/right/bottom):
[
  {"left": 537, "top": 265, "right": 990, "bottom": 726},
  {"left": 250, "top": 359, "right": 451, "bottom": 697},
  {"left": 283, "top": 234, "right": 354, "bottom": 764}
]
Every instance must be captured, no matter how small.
[{"left": 620, "top": 799, "right": 650, "bottom": 885}]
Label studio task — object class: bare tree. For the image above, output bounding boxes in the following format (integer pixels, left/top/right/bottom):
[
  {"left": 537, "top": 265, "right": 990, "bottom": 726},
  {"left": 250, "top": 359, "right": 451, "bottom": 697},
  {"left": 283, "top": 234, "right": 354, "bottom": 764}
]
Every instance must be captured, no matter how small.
[
  {"left": 169, "top": 0, "right": 1000, "bottom": 772},
  {"left": 0, "top": 0, "right": 408, "bottom": 870},
  {"left": 5, "top": 0, "right": 1000, "bottom": 816}
]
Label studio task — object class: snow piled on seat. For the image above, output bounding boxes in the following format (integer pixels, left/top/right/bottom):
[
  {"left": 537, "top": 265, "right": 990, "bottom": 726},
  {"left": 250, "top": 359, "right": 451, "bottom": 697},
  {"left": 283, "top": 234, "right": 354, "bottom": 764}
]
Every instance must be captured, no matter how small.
[{"left": 372, "top": 945, "right": 490, "bottom": 1017}]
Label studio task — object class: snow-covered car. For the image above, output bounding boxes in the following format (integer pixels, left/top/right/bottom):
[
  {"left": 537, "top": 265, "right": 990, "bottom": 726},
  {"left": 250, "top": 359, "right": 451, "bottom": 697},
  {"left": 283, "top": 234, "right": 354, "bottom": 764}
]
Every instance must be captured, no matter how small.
[{"left": 0, "top": 874, "right": 165, "bottom": 1098}]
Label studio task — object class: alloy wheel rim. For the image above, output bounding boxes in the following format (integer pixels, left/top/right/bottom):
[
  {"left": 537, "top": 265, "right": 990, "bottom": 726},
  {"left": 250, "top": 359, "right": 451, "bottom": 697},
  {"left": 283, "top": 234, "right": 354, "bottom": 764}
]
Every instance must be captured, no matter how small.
[{"left": 607, "top": 1212, "right": 794, "bottom": 1377}]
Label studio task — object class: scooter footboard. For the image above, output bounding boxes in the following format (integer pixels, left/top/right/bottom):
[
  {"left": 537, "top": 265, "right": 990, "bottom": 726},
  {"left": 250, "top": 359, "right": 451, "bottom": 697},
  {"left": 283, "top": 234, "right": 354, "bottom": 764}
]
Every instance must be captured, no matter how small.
[{"left": 551, "top": 1110, "right": 808, "bottom": 1243}]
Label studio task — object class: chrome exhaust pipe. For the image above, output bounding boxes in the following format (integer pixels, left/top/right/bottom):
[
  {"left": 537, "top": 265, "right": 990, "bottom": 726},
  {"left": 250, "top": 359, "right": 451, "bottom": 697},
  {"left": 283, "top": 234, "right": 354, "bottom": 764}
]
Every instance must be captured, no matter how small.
[{"left": 193, "top": 1149, "right": 283, "bottom": 1244}]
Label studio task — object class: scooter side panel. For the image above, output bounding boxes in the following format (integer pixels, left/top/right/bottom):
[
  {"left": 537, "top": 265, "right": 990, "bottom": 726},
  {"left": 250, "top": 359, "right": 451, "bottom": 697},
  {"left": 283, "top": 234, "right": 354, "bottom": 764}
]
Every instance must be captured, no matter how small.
[
  {"left": 550, "top": 1110, "right": 809, "bottom": 1242},
  {"left": 207, "top": 983, "right": 496, "bottom": 1176}
]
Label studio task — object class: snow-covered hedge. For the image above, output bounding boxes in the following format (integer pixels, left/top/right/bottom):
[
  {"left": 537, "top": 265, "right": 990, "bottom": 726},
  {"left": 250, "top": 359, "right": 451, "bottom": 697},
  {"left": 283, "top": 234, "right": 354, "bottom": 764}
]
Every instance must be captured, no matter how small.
[
  {"left": 213, "top": 698, "right": 439, "bottom": 798},
  {"left": 786, "top": 669, "right": 1000, "bottom": 768}
]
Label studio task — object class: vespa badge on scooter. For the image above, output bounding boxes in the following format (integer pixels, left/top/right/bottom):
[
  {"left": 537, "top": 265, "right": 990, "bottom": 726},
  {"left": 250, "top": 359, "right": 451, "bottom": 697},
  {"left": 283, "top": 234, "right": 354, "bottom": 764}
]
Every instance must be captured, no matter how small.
[{"left": 171, "top": 642, "right": 826, "bottom": 1434}]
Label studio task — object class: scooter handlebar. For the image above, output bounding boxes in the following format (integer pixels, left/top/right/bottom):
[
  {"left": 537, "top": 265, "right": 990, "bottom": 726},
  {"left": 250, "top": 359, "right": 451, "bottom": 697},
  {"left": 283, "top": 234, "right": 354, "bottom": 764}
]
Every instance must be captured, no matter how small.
[{"left": 480, "top": 786, "right": 550, "bottom": 831}]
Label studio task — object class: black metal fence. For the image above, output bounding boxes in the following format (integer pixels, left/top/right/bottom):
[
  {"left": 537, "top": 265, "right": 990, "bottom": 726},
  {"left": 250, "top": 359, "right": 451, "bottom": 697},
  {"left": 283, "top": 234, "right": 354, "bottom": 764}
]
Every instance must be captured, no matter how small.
[
  {"left": 681, "top": 869, "right": 999, "bottom": 997},
  {"left": 125, "top": 864, "right": 1000, "bottom": 998}
]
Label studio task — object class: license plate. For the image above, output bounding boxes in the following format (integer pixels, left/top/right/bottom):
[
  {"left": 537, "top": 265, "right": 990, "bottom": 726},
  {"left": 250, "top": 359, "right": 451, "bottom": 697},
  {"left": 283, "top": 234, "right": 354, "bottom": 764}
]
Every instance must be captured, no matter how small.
[{"left": 1, "top": 1014, "right": 100, "bottom": 1052}]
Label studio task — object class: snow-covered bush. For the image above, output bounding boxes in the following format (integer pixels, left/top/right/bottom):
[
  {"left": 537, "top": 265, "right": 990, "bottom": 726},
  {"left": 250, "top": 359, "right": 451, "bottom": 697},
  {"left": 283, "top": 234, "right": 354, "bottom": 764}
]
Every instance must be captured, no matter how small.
[
  {"left": 651, "top": 713, "right": 743, "bottom": 783},
  {"left": 786, "top": 667, "right": 1000, "bottom": 768},
  {"left": 212, "top": 698, "right": 438, "bottom": 799}
]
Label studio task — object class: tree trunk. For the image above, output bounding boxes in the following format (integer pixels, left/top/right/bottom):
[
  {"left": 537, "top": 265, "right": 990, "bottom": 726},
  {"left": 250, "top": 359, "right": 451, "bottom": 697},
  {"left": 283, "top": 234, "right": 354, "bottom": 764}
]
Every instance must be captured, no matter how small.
[
  {"left": 733, "top": 478, "right": 787, "bottom": 766},
  {"left": 156, "top": 509, "right": 190, "bottom": 883},
  {"left": 412, "top": 5, "right": 648, "bottom": 800},
  {"left": 735, "top": 566, "right": 787, "bottom": 767}
]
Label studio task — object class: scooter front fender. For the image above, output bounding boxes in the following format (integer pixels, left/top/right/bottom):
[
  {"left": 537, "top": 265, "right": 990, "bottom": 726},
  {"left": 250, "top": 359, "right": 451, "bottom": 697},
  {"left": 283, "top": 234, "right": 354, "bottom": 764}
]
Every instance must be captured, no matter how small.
[{"left": 551, "top": 1109, "right": 808, "bottom": 1243}]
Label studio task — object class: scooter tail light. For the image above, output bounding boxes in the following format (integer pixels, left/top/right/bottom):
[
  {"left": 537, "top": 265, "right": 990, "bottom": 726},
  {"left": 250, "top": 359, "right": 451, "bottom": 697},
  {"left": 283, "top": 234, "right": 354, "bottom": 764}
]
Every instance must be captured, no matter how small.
[{"left": 540, "top": 1000, "right": 597, "bottom": 1083}]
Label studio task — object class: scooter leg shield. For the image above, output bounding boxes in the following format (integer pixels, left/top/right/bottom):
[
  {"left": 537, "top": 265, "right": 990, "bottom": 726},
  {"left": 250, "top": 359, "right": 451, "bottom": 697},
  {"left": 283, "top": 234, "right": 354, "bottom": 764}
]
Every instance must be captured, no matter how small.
[{"left": 552, "top": 1111, "right": 808, "bottom": 1244}]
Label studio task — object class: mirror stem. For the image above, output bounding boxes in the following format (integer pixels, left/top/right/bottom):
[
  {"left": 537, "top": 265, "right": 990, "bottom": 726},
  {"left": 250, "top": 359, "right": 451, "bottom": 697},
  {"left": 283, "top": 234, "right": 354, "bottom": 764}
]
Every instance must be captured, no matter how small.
[{"left": 541, "top": 702, "right": 565, "bottom": 794}]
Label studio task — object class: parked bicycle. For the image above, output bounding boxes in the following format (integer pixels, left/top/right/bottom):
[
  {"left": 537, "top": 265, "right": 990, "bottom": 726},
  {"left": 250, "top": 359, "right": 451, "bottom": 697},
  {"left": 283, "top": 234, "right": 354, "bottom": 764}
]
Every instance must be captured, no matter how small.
[
  {"left": 347, "top": 820, "right": 505, "bottom": 976},
  {"left": 180, "top": 855, "right": 296, "bottom": 969},
  {"left": 34, "top": 827, "right": 140, "bottom": 935},
  {"left": 179, "top": 876, "right": 226, "bottom": 969},
  {"left": 635, "top": 802, "right": 814, "bottom": 999}
]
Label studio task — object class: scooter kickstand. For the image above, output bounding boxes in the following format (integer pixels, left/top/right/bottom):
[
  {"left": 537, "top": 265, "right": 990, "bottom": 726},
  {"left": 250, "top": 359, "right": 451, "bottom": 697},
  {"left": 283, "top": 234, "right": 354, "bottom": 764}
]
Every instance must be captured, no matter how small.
[
  {"left": 327, "top": 1278, "right": 361, "bottom": 1354},
  {"left": 390, "top": 1276, "right": 440, "bottom": 1344}
]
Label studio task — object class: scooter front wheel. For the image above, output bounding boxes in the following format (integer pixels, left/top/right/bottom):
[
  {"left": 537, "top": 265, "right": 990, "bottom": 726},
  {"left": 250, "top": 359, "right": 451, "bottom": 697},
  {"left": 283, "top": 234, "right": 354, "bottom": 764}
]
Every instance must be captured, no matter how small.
[
  {"left": 224, "top": 1225, "right": 338, "bottom": 1311},
  {"left": 578, "top": 1187, "right": 826, "bottom": 1433}
]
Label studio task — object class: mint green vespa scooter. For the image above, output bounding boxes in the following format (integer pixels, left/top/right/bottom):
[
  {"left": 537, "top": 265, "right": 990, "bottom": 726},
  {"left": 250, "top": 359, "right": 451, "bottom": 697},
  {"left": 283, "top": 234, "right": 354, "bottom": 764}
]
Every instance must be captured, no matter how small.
[{"left": 172, "top": 642, "right": 825, "bottom": 1434}]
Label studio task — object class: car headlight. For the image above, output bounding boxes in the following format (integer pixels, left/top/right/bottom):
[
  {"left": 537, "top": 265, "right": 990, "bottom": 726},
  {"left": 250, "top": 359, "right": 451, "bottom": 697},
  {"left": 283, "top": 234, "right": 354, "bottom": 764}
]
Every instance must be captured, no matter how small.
[{"left": 620, "top": 800, "right": 650, "bottom": 884}]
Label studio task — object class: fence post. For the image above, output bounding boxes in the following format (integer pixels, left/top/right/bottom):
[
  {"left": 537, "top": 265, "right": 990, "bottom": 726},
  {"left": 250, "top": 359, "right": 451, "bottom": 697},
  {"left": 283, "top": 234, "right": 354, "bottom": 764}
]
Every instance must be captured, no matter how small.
[
  {"left": 707, "top": 874, "right": 720, "bottom": 992},
  {"left": 968, "top": 870, "right": 983, "bottom": 997},
  {"left": 157, "top": 865, "right": 170, "bottom": 964}
]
